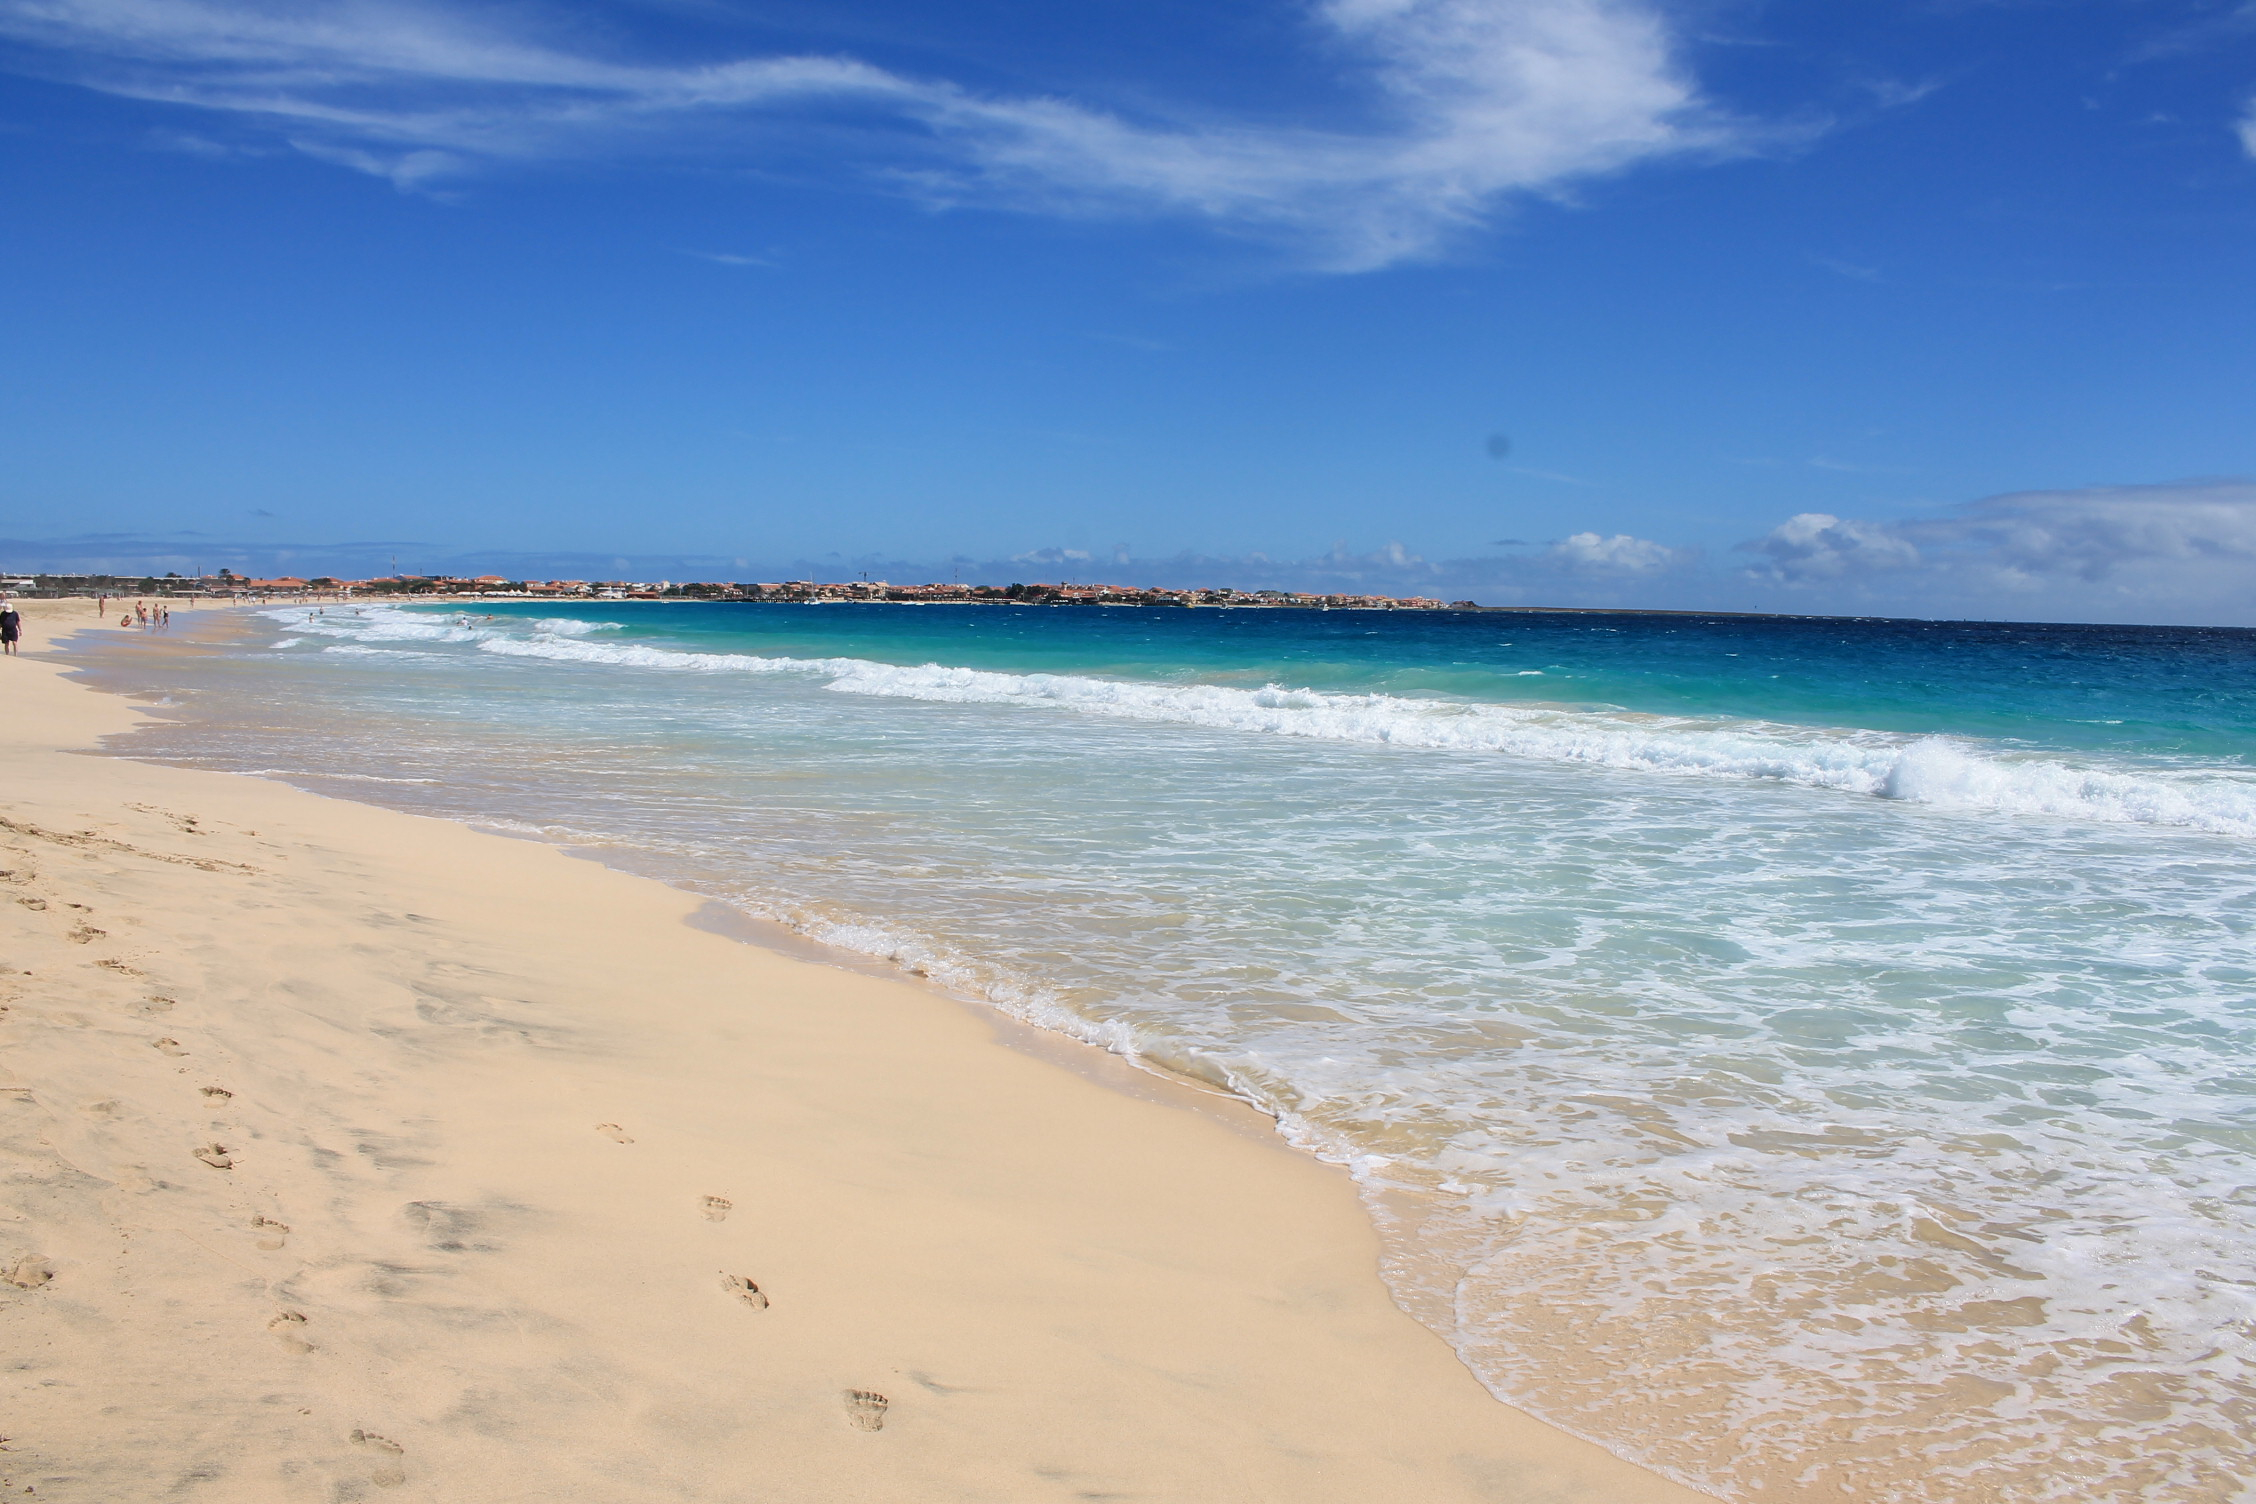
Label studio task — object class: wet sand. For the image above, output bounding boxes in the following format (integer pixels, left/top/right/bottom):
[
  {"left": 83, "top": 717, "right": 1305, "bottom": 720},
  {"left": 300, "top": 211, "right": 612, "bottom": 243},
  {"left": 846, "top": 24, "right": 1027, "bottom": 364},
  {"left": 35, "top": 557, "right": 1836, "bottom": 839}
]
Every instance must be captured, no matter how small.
[{"left": 0, "top": 599, "right": 1714, "bottom": 1503}]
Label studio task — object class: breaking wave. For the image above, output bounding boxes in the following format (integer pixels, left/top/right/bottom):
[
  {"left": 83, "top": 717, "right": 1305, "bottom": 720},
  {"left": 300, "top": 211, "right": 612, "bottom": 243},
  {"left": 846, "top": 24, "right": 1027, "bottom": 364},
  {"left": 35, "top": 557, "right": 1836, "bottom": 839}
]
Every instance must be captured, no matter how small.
[{"left": 281, "top": 607, "right": 2256, "bottom": 837}]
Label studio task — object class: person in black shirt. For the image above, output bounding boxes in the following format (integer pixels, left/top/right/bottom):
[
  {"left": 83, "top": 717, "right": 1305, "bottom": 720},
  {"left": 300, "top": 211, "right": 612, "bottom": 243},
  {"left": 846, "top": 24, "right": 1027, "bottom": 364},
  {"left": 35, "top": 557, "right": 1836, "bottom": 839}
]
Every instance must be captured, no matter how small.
[{"left": 0, "top": 603, "right": 20, "bottom": 655}]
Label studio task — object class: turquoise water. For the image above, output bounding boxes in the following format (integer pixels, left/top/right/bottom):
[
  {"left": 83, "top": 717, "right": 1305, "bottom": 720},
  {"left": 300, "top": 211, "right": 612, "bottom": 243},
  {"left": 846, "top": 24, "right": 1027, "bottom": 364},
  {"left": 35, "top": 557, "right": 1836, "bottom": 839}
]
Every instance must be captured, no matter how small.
[
  {"left": 490, "top": 604, "right": 2256, "bottom": 758},
  {"left": 82, "top": 603, "right": 2256, "bottom": 1503}
]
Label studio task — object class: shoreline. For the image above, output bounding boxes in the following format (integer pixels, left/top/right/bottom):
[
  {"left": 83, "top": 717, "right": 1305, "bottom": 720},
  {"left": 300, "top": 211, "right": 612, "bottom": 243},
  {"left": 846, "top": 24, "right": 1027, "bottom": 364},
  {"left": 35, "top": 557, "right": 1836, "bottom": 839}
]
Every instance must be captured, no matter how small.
[
  {"left": 63, "top": 604, "right": 1303, "bottom": 1136},
  {"left": 1, "top": 599, "right": 1715, "bottom": 1503}
]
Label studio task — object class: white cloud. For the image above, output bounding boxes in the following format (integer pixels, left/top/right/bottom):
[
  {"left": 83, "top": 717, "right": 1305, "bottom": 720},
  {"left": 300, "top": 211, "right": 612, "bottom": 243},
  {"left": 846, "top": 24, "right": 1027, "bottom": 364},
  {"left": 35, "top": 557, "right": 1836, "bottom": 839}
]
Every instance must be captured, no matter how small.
[
  {"left": 1738, "top": 480, "right": 2256, "bottom": 623},
  {"left": 1861, "top": 76, "right": 1943, "bottom": 110},
  {"left": 287, "top": 136, "right": 461, "bottom": 190},
  {"left": 1918, "top": 478, "right": 2256, "bottom": 583},
  {"left": 1548, "top": 530, "right": 1682, "bottom": 572},
  {"left": 1742, "top": 511, "right": 1920, "bottom": 581},
  {"left": 0, "top": 0, "right": 1736, "bottom": 267}
]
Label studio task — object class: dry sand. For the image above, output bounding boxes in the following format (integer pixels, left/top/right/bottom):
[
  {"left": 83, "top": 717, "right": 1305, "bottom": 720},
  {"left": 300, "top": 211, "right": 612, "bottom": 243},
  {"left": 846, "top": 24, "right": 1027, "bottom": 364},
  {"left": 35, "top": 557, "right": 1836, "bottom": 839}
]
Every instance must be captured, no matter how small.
[{"left": 0, "top": 600, "right": 1714, "bottom": 1503}]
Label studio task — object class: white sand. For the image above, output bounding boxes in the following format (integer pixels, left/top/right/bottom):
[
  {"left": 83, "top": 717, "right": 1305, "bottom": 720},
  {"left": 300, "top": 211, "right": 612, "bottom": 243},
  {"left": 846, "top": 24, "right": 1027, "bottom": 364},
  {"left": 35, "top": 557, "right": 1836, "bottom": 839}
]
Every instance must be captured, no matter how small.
[{"left": 0, "top": 601, "right": 1715, "bottom": 1502}]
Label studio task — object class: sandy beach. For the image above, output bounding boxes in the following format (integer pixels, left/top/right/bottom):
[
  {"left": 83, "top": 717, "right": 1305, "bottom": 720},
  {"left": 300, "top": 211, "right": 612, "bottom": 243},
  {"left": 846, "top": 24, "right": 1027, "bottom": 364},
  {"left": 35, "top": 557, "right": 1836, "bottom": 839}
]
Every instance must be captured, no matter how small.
[{"left": 0, "top": 600, "right": 1710, "bottom": 1503}]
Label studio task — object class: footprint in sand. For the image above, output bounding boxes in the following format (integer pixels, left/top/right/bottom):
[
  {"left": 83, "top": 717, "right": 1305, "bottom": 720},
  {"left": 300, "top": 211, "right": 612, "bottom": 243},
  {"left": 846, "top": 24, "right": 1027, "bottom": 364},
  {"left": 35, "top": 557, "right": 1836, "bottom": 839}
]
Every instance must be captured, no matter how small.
[
  {"left": 194, "top": 1143, "right": 234, "bottom": 1170},
  {"left": 594, "top": 1123, "right": 634, "bottom": 1144},
  {"left": 268, "top": 1310, "right": 311, "bottom": 1352},
  {"left": 139, "top": 995, "right": 176, "bottom": 1015},
  {"left": 844, "top": 1390, "right": 889, "bottom": 1432},
  {"left": 151, "top": 1038, "right": 187, "bottom": 1057},
  {"left": 720, "top": 1273, "right": 769, "bottom": 1310},
  {"left": 350, "top": 1429, "right": 406, "bottom": 1488},
  {"left": 253, "top": 1216, "right": 290, "bottom": 1250},
  {"left": 65, "top": 924, "right": 105, "bottom": 945},
  {"left": 701, "top": 1195, "right": 732, "bottom": 1222},
  {"left": 3, "top": 1255, "right": 53, "bottom": 1290},
  {"left": 201, "top": 1085, "right": 233, "bottom": 1102}
]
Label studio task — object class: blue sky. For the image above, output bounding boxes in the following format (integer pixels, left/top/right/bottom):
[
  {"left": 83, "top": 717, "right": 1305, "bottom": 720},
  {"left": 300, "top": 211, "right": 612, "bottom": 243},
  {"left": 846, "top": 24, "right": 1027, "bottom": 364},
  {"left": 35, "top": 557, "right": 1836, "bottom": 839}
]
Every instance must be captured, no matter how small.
[{"left": 4, "top": 0, "right": 2256, "bottom": 621}]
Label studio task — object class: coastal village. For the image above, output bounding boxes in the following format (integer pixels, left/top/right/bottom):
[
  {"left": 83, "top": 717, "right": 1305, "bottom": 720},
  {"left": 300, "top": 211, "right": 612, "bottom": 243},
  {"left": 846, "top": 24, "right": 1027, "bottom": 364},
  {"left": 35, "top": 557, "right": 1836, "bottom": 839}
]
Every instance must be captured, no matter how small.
[{"left": 7, "top": 571, "right": 1474, "bottom": 609}]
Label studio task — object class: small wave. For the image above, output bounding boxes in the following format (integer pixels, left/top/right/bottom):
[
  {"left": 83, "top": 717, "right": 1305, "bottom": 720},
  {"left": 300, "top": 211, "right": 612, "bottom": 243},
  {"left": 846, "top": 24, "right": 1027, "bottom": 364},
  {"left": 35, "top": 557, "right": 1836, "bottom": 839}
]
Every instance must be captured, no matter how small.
[
  {"left": 466, "top": 634, "right": 2256, "bottom": 838},
  {"left": 237, "top": 768, "right": 442, "bottom": 784},
  {"left": 266, "top": 605, "right": 484, "bottom": 645},
  {"left": 478, "top": 634, "right": 817, "bottom": 674},
  {"left": 285, "top": 606, "right": 2256, "bottom": 837},
  {"left": 532, "top": 617, "right": 623, "bottom": 636}
]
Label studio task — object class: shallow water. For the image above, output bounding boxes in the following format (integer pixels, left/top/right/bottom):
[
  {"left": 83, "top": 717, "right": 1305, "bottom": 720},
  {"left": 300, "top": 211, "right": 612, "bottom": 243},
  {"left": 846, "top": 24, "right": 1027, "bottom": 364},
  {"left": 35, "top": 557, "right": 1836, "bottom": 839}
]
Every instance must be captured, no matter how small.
[{"left": 72, "top": 602, "right": 2256, "bottom": 1503}]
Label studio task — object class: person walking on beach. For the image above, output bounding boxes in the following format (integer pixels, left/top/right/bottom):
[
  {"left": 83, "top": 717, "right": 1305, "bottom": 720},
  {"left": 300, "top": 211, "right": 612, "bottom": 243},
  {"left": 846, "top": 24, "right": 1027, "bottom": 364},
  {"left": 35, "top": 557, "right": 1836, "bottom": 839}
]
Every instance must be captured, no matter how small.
[{"left": 0, "top": 602, "right": 21, "bottom": 656}]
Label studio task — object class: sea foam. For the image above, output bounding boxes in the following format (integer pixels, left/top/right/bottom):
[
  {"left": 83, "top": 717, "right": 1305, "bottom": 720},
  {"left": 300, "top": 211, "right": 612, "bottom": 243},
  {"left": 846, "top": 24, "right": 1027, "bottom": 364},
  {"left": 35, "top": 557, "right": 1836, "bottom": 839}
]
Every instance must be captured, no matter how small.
[
  {"left": 274, "top": 607, "right": 2256, "bottom": 837},
  {"left": 209, "top": 602, "right": 2256, "bottom": 1501}
]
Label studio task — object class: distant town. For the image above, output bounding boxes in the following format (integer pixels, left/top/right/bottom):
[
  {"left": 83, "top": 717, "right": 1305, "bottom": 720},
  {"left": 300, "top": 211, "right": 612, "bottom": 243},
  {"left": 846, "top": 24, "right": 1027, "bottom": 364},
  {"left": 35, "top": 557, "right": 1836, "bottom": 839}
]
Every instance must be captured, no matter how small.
[{"left": 6, "top": 571, "right": 1478, "bottom": 610}]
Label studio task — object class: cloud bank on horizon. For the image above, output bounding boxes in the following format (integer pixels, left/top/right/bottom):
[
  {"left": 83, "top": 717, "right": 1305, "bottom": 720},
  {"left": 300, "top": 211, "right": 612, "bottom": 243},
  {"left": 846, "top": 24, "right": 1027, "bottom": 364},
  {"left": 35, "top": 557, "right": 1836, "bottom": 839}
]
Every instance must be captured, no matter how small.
[
  {"left": 1737, "top": 479, "right": 2256, "bottom": 623},
  {"left": 0, "top": 0, "right": 1736, "bottom": 268},
  {"left": 17, "top": 479, "right": 2256, "bottom": 627},
  {"left": 1025, "top": 479, "right": 2256, "bottom": 624}
]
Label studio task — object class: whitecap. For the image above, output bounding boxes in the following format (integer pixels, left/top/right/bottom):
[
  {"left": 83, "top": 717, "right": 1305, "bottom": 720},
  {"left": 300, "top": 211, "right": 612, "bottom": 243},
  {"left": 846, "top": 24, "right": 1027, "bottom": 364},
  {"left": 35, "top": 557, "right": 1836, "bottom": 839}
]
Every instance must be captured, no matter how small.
[{"left": 470, "top": 633, "right": 2256, "bottom": 838}]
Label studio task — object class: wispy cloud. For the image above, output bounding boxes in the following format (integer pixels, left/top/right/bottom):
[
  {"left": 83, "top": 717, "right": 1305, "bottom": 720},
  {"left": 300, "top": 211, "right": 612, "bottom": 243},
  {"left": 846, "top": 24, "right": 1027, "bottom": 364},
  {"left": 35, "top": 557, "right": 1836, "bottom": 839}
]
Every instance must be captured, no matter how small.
[
  {"left": 145, "top": 125, "right": 250, "bottom": 157},
  {"left": 2122, "top": 2, "right": 2256, "bottom": 158},
  {"left": 288, "top": 136, "right": 461, "bottom": 191},
  {"left": 1861, "top": 76, "right": 1942, "bottom": 111},
  {"left": 0, "top": 0, "right": 1744, "bottom": 268},
  {"left": 2134, "top": 1, "right": 2256, "bottom": 62}
]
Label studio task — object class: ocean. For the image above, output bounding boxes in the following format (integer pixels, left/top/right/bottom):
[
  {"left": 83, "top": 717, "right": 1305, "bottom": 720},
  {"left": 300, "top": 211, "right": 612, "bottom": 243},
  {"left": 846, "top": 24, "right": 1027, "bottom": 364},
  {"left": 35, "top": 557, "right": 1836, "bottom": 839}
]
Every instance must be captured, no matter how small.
[{"left": 71, "top": 601, "right": 2256, "bottom": 1503}]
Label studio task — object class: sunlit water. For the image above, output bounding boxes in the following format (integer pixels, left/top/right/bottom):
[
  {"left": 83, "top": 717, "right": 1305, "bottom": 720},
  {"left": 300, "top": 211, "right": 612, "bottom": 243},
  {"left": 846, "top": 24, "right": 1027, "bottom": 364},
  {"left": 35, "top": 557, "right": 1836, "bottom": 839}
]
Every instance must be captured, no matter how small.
[{"left": 69, "top": 602, "right": 2256, "bottom": 1503}]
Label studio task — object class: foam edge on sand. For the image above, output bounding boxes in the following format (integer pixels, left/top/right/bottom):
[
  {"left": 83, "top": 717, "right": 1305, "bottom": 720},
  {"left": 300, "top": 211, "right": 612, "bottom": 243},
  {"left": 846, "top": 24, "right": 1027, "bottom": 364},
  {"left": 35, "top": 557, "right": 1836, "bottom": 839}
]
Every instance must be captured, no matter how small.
[{"left": 0, "top": 599, "right": 1715, "bottom": 1504}]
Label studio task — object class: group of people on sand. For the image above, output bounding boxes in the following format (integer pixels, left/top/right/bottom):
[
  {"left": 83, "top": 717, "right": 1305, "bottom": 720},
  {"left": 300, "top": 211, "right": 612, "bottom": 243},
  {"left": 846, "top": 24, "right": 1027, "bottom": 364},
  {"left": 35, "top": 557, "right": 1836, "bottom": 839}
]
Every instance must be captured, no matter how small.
[
  {"left": 95, "top": 595, "right": 170, "bottom": 631},
  {"left": 0, "top": 595, "right": 190, "bottom": 659}
]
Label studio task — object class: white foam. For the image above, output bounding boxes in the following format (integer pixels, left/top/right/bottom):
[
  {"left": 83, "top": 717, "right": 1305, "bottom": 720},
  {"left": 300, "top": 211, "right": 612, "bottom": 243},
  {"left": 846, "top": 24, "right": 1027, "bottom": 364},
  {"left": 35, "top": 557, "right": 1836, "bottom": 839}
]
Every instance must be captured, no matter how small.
[
  {"left": 154, "top": 604, "right": 2256, "bottom": 1499},
  {"left": 269, "top": 606, "right": 2256, "bottom": 838},
  {"left": 452, "top": 626, "right": 2256, "bottom": 838},
  {"left": 237, "top": 768, "right": 441, "bottom": 784},
  {"left": 478, "top": 634, "right": 813, "bottom": 674}
]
